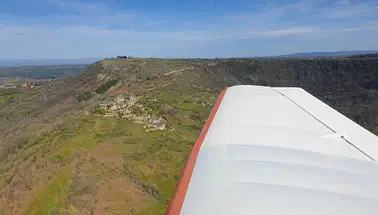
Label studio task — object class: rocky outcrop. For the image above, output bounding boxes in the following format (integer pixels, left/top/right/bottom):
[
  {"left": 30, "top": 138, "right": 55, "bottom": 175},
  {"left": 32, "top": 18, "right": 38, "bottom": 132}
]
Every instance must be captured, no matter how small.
[{"left": 99, "top": 94, "right": 167, "bottom": 132}]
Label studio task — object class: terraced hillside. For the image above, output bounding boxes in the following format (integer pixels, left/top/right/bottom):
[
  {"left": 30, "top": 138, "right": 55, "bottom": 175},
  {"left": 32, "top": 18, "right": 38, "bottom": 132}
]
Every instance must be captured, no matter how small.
[{"left": 0, "top": 57, "right": 377, "bottom": 214}]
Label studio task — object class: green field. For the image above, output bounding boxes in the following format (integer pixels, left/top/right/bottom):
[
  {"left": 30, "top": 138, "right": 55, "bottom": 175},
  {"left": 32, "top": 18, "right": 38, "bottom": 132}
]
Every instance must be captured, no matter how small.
[{"left": 0, "top": 89, "right": 23, "bottom": 105}]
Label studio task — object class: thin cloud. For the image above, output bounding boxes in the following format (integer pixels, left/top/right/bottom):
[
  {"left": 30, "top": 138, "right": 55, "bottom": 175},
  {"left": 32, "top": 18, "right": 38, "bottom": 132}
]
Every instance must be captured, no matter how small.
[
  {"left": 47, "top": 0, "right": 110, "bottom": 14},
  {"left": 221, "top": 0, "right": 313, "bottom": 22},
  {"left": 220, "top": 0, "right": 378, "bottom": 27},
  {"left": 317, "top": 0, "right": 378, "bottom": 19},
  {"left": 260, "top": 27, "right": 320, "bottom": 37},
  {"left": 1, "top": 22, "right": 377, "bottom": 44},
  {"left": 1, "top": 0, "right": 378, "bottom": 58},
  {"left": 44, "top": 0, "right": 137, "bottom": 27}
]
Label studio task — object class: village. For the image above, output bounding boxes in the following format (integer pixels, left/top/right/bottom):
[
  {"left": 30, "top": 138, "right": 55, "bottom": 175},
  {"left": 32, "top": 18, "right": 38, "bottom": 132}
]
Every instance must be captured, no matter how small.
[
  {"left": 0, "top": 77, "right": 37, "bottom": 89},
  {"left": 97, "top": 92, "right": 167, "bottom": 132}
]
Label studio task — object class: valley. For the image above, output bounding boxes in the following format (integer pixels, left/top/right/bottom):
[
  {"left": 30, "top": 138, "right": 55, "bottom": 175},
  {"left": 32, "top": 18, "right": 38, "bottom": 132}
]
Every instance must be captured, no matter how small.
[{"left": 0, "top": 65, "right": 88, "bottom": 89}]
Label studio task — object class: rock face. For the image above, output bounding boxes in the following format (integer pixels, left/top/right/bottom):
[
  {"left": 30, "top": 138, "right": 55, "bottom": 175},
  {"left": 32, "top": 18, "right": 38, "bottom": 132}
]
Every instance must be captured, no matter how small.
[
  {"left": 99, "top": 94, "right": 167, "bottom": 132},
  {"left": 97, "top": 73, "right": 106, "bottom": 81}
]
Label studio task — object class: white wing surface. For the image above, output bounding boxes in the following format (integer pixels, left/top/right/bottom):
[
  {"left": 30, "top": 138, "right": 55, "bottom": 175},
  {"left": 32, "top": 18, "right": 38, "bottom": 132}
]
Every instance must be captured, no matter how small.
[{"left": 166, "top": 85, "right": 378, "bottom": 215}]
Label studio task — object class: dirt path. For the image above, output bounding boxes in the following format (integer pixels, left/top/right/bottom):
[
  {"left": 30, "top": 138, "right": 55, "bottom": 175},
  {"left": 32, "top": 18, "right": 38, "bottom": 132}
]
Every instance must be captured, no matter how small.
[{"left": 164, "top": 66, "right": 193, "bottom": 76}]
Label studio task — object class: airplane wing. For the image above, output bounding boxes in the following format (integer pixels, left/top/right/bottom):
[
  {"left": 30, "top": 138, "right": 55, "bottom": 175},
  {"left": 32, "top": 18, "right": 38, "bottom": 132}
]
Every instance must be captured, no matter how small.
[{"left": 166, "top": 85, "right": 378, "bottom": 215}]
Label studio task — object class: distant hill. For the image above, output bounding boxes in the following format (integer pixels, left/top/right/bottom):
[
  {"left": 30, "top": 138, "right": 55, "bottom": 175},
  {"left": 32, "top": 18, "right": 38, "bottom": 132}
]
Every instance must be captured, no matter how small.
[
  {"left": 0, "top": 65, "right": 88, "bottom": 79},
  {"left": 0, "top": 58, "right": 100, "bottom": 67},
  {"left": 280, "top": 50, "right": 378, "bottom": 58},
  {"left": 347, "top": 53, "right": 378, "bottom": 59}
]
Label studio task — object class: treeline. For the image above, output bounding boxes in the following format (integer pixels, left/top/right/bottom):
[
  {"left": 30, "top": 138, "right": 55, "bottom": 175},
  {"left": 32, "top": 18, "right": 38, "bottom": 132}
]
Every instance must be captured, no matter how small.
[
  {"left": 95, "top": 79, "right": 118, "bottom": 94},
  {"left": 347, "top": 53, "right": 378, "bottom": 59},
  {"left": 117, "top": 56, "right": 134, "bottom": 59},
  {"left": 217, "top": 57, "right": 378, "bottom": 133}
]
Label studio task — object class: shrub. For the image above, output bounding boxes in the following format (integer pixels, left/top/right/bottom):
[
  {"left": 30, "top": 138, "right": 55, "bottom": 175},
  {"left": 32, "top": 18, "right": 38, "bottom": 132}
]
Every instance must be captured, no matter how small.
[
  {"left": 75, "top": 91, "right": 92, "bottom": 102},
  {"left": 95, "top": 79, "right": 118, "bottom": 94},
  {"left": 92, "top": 105, "right": 106, "bottom": 115}
]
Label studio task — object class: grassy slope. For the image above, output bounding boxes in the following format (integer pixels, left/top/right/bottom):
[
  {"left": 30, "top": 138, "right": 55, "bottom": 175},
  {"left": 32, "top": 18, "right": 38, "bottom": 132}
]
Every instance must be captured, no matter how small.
[
  {"left": 19, "top": 89, "right": 215, "bottom": 214},
  {"left": 0, "top": 89, "right": 24, "bottom": 106},
  {"left": 0, "top": 58, "right": 220, "bottom": 214},
  {"left": 0, "top": 57, "right": 377, "bottom": 214}
]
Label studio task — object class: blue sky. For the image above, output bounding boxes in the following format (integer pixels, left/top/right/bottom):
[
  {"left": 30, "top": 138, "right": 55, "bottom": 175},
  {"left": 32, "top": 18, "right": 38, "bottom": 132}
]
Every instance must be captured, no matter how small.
[{"left": 0, "top": 0, "right": 378, "bottom": 59}]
